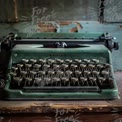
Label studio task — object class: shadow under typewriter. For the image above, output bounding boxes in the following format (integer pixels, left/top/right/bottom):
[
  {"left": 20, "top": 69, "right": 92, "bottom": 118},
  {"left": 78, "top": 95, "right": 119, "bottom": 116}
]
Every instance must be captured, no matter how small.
[{"left": 3, "top": 43, "right": 119, "bottom": 100}]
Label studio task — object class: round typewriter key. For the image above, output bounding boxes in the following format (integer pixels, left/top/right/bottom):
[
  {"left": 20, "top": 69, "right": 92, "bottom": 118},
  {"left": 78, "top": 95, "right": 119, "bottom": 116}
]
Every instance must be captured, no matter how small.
[
  {"left": 83, "top": 59, "right": 90, "bottom": 63},
  {"left": 101, "top": 70, "right": 110, "bottom": 77},
  {"left": 87, "top": 64, "right": 95, "bottom": 72},
  {"left": 22, "top": 59, "right": 29, "bottom": 63},
  {"left": 80, "top": 77, "right": 87, "bottom": 85},
  {"left": 20, "top": 71, "right": 27, "bottom": 77},
  {"left": 13, "top": 77, "right": 23, "bottom": 86},
  {"left": 44, "top": 77, "right": 51, "bottom": 86},
  {"left": 92, "top": 59, "right": 99, "bottom": 63},
  {"left": 84, "top": 70, "right": 91, "bottom": 77},
  {"left": 98, "top": 77, "right": 106, "bottom": 81},
  {"left": 75, "top": 70, "right": 82, "bottom": 76},
  {"left": 34, "top": 78, "right": 42, "bottom": 86},
  {"left": 29, "top": 71, "right": 37, "bottom": 78},
  {"left": 89, "top": 77, "right": 95, "bottom": 81},
  {"left": 10, "top": 72, "right": 17, "bottom": 77},
  {"left": 80, "top": 64, "right": 86, "bottom": 68},
  {"left": 38, "top": 71, "right": 46, "bottom": 75},
  {"left": 97, "top": 64, "right": 103, "bottom": 69},
  {"left": 44, "top": 77, "right": 50, "bottom": 81},
  {"left": 17, "top": 64, "right": 23, "bottom": 69},
  {"left": 98, "top": 77, "right": 106, "bottom": 85},
  {"left": 71, "top": 77, "right": 78, "bottom": 82},
  {"left": 39, "top": 59, "right": 46, "bottom": 64},
  {"left": 43, "top": 64, "right": 50, "bottom": 70},
  {"left": 104, "top": 64, "right": 111, "bottom": 68},
  {"left": 65, "top": 70, "right": 73, "bottom": 77},
  {"left": 30, "top": 59, "right": 37, "bottom": 64},
  {"left": 70, "top": 64, "right": 77, "bottom": 69},
  {"left": 61, "top": 64, "right": 69, "bottom": 70},
  {"left": 48, "top": 59, "right": 55, "bottom": 64},
  {"left": 74, "top": 59, "right": 82, "bottom": 63},
  {"left": 92, "top": 70, "right": 100, "bottom": 76},
  {"left": 48, "top": 71, "right": 55, "bottom": 75},
  {"left": 38, "top": 71, "right": 46, "bottom": 77},
  {"left": 56, "top": 59, "right": 64, "bottom": 63},
  {"left": 56, "top": 70, "right": 64, "bottom": 76},
  {"left": 52, "top": 77, "right": 60, "bottom": 82},
  {"left": 29, "top": 71, "right": 37, "bottom": 75},
  {"left": 61, "top": 77, "right": 69, "bottom": 86},
  {"left": 25, "top": 78, "right": 32, "bottom": 86},
  {"left": 89, "top": 77, "right": 97, "bottom": 86},
  {"left": 11, "top": 67, "right": 18, "bottom": 73},
  {"left": 88, "top": 64, "right": 95, "bottom": 69},
  {"left": 53, "top": 64, "right": 60, "bottom": 70},
  {"left": 71, "top": 77, "right": 78, "bottom": 85},
  {"left": 25, "top": 64, "right": 32, "bottom": 69},
  {"left": 65, "top": 59, "right": 72, "bottom": 63},
  {"left": 33, "top": 64, "right": 41, "bottom": 69},
  {"left": 61, "top": 77, "right": 69, "bottom": 82},
  {"left": 80, "top": 77, "right": 87, "bottom": 81},
  {"left": 52, "top": 77, "right": 60, "bottom": 86}
]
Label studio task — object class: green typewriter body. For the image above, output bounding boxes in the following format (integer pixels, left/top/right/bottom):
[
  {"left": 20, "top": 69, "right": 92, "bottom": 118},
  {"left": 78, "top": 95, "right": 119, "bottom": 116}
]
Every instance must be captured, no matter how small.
[{"left": 0, "top": 33, "right": 119, "bottom": 100}]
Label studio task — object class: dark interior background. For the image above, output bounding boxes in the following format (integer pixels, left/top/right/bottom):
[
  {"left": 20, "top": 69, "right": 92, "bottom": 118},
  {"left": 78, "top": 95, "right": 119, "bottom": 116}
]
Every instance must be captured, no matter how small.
[
  {"left": 0, "top": 0, "right": 99, "bottom": 22},
  {"left": 0, "top": 0, "right": 122, "bottom": 71},
  {"left": 104, "top": 0, "right": 122, "bottom": 22},
  {"left": 0, "top": 0, "right": 14, "bottom": 22}
]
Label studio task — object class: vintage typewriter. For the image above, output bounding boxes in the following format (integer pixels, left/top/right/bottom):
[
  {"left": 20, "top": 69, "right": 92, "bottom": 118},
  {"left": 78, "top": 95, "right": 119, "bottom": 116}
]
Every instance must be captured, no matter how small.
[{"left": 0, "top": 32, "right": 120, "bottom": 100}]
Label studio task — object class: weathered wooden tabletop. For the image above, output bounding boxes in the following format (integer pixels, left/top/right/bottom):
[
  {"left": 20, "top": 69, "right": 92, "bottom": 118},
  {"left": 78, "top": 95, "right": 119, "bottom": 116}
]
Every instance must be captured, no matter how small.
[
  {"left": 0, "top": 113, "right": 122, "bottom": 122},
  {"left": 0, "top": 72, "right": 122, "bottom": 114}
]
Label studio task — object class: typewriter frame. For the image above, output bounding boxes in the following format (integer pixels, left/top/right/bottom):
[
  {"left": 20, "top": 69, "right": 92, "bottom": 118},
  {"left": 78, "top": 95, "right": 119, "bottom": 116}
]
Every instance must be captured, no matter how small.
[{"left": 0, "top": 32, "right": 120, "bottom": 100}]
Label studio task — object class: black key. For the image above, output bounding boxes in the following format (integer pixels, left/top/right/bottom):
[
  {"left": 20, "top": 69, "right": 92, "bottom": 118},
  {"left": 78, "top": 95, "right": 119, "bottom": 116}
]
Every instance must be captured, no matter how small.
[
  {"left": 92, "top": 59, "right": 99, "bottom": 63},
  {"left": 13, "top": 77, "right": 23, "bottom": 86},
  {"left": 22, "top": 59, "right": 29, "bottom": 63},
  {"left": 74, "top": 59, "right": 82, "bottom": 63},
  {"left": 39, "top": 59, "right": 46, "bottom": 64},
  {"left": 10, "top": 72, "right": 17, "bottom": 77},
  {"left": 80, "top": 77, "right": 88, "bottom": 85},
  {"left": 65, "top": 59, "right": 72, "bottom": 63},
  {"left": 56, "top": 59, "right": 64, "bottom": 63},
  {"left": 30, "top": 59, "right": 37, "bottom": 64},
  {"left": 34, "top": 77, "right": 42, "bottom": 86},
  {"left": 48, "top": 59, "right": 55, "bottom": 64}
]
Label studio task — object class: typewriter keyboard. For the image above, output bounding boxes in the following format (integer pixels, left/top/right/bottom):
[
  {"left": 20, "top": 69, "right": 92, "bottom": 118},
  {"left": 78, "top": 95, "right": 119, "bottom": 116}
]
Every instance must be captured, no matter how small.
[{"left": 9, "top": 58, "right": 114, "bottom": 91}]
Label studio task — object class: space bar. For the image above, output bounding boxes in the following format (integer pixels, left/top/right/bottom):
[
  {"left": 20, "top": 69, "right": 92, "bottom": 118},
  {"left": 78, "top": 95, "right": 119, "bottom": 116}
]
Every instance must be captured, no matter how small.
[{"left": 23, "top": 86, "right": 100, "bottom": 92}]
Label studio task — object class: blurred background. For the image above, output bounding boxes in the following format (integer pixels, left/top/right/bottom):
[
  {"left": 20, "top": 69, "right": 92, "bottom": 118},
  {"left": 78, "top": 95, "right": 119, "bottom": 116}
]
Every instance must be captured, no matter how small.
[{"left": 0, "top": 0, "right": 122, "bottom": 71}]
